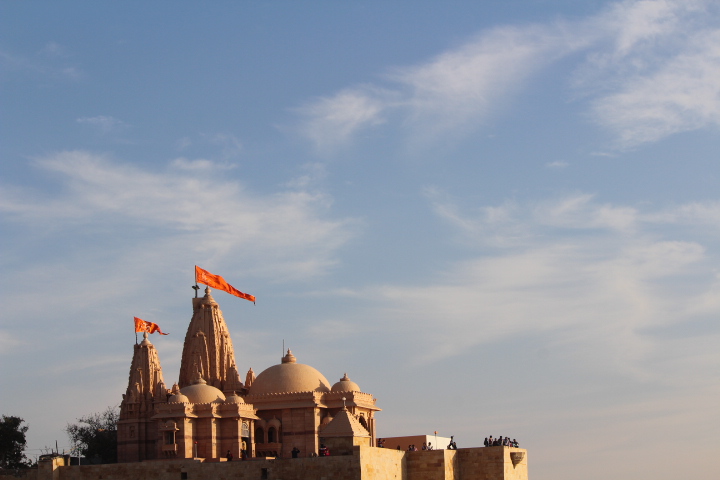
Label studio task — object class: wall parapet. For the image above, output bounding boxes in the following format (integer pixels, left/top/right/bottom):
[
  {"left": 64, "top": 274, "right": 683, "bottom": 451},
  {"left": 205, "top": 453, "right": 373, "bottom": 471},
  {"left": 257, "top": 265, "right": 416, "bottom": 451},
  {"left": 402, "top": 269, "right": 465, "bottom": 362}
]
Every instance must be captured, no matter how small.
[{"left": 37, "top": 446, "right": 527, "bottom": 480}]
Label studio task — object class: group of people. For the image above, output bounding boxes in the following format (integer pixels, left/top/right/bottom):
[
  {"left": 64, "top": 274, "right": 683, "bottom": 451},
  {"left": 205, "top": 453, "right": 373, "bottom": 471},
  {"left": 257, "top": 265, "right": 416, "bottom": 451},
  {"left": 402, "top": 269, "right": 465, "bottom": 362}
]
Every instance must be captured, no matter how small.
[
  {"left": 406, "top": 441, "right": 435, "bottom": 451},
  {"left": 484, "top": 436, "right": 519, "bottom": 447},
  {"left": 225, "top": 449, "right": 249, "bottom": 461},
  {"left": 377, "top": 437, "right": 457, "bottom": 451},
  {"left": 227, "top": 434, "right": 511, "bottom": 461}
]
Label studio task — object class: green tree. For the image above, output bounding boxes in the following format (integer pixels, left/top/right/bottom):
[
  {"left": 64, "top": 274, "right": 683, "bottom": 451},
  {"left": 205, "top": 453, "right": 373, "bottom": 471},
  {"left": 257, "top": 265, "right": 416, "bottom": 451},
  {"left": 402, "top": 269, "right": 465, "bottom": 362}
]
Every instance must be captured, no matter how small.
[
  {"left": 65, "top": 406, "right": 119, "bottom": 464},
  {"left": 0, "top": 415, "right": 31, "bottom": 469}
]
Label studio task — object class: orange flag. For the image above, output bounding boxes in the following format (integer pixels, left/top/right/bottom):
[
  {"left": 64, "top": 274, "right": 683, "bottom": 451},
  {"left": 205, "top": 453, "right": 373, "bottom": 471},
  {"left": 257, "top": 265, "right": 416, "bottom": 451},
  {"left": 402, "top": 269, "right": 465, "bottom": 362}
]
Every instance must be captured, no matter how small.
[
  {"left": 195, "top": 265, "right": 256, "bottom": 303},
  {"left": 134, "top": 317, "right": 169, "bottom": 335}
]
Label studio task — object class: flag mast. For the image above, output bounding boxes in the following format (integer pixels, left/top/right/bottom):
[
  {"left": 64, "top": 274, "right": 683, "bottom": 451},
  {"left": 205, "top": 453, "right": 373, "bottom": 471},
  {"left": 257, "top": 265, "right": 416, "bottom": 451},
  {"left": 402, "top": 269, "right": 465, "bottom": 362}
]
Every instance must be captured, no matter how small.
[{"left": 192, "top": 265, "right": 200, "bottom": 298}]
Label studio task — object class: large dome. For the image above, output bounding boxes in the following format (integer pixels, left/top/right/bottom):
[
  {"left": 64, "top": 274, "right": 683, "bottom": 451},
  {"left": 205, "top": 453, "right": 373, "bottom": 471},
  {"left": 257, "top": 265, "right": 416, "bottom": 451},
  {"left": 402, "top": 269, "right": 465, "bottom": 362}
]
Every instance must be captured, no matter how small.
[
  {"left": 249, "top": 350, "right": 331, "bottom": 395},
  {"left": 178, "top": 362, "right": 227, "bottom": 404}
]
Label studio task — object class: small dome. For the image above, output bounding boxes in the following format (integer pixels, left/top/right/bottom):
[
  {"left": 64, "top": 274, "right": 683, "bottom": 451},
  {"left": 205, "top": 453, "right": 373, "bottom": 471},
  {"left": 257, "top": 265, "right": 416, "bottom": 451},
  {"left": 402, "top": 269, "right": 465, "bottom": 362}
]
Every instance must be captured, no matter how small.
[
  {"left": 331, "top": 373, "right": 361, "bottom": 392},
  {"left": 168, "top": 393, "right": 190, "bottom": 403},
  {"left": 179, "top": 383, "right": 226, "bottom": 404},
  {"left": 249, "top": 350, "right": 331, "bottom": 395},
  {"left": 224, "top": 393, "right": 245, "bottom": 404}
]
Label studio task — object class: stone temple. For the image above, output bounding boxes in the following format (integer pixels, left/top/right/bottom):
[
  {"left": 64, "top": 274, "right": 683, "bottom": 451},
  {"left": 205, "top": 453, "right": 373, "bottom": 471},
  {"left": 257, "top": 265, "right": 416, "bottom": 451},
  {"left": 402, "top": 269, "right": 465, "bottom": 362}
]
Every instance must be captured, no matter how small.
[
  {"left": 36, "top": 286, "right": 529, "bottom": 480},
  {"left": 118, "top": 286, "right": 380, "bottom": 461}
]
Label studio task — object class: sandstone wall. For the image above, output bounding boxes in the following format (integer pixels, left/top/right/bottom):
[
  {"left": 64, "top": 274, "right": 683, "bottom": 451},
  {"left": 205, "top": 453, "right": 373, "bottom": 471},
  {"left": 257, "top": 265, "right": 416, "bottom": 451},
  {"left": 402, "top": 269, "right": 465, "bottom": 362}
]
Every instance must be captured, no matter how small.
[
  {"left": 359, "top": 445, "right": 406, "bottom": 480},
  {"left": 456, "top": 447, "right": 528, "bottom": 480},
  {"left": 38, "top": 445, "right": 528, "bottom": 480},
  {"left": 406, "top": 449, "right": 457, "bottom": 480},
  {"left": 46, "top": 456, "right": 363, "bottom": 480}
]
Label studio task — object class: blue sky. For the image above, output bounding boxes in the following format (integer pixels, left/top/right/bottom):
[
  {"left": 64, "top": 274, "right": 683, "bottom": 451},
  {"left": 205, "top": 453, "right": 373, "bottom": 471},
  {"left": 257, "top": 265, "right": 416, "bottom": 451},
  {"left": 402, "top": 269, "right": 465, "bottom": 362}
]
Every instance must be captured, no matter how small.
[{"left": 1, "top": 1, "right": 719, "bottom": 478}]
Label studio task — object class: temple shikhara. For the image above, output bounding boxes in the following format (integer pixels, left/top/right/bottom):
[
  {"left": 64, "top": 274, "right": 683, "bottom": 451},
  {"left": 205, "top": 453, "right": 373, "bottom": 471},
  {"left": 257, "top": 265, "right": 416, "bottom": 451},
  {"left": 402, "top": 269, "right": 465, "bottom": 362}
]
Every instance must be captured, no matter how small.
[
  {"left": 38, "top": 284, "right": 529, "bottom": 480},
  {"left": 118, "top": 286, "right": 379, "bottom": 461}
]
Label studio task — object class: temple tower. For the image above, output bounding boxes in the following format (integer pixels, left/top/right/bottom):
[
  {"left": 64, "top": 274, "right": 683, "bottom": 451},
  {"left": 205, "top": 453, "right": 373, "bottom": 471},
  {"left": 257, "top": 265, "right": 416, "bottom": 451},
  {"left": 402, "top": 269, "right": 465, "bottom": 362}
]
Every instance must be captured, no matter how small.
[
  {"left": 118, "top": 332, "right": 167, "bottom": 463},
  {"left": 178, "top": 287, "right": 243, "bottom": 393}
]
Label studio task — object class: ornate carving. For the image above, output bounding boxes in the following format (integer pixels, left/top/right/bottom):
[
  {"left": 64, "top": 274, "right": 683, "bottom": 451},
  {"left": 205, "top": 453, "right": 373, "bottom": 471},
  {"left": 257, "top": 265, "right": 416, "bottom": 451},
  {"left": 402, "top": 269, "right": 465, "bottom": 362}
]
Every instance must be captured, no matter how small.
[{"left": 178, "top": 288, "right": 239, "bottom": 390}]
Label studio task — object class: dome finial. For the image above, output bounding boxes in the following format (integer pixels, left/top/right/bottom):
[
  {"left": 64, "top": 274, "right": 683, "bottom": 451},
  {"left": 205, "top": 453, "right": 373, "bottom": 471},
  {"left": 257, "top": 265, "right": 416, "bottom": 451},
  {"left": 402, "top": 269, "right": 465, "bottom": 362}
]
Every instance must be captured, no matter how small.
[
  {"left": 282, "top": 349, "right": 297, "bottom": 364},
  {"left": 191, "top": 362, "right": 207, "bottom": 385},
  {"left": 201, "top": 287, "right": 217, "bottom": 305}
]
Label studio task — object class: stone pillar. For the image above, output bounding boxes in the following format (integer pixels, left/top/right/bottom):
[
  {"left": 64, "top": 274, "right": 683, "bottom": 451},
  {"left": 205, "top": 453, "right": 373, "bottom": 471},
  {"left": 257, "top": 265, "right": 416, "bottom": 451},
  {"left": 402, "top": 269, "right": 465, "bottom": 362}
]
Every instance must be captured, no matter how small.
[{"left": 177, "top": 418, "right": 194, "bottom": 458}]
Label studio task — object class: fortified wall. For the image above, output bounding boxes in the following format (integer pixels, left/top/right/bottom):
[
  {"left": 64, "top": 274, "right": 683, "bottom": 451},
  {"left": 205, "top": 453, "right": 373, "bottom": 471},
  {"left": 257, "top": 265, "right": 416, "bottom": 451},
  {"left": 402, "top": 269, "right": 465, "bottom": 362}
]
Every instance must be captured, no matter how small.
[{"left": 37, "top": 445, "right": 528, "bottom": 480}]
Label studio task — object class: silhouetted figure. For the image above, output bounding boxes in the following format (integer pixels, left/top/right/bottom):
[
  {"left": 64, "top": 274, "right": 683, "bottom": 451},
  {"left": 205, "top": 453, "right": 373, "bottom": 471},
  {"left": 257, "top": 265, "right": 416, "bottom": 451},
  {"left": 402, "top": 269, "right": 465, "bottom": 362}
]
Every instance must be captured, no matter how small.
[{"left": 291, "top": 447, "right": 300, "bottom": 458}]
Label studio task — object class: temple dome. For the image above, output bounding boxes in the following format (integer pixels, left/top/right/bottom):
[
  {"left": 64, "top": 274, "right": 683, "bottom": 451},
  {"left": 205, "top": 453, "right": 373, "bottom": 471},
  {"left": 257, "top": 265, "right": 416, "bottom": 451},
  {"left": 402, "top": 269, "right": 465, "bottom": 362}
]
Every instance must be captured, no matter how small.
[
  {"left": 331, "top": 373, "right": 361, "bottom": 392},
  {"left": 179, "top": 383, "right": 226, "bottom": 403},
  {"left": 249, "top": 350, "right": 331, "bottom": 395},
  {"left": 224, "top": 392, "right": 245, "bottom": 404},
  {"left": 168, "top": 392, "right": 190, "bottom": 403}
]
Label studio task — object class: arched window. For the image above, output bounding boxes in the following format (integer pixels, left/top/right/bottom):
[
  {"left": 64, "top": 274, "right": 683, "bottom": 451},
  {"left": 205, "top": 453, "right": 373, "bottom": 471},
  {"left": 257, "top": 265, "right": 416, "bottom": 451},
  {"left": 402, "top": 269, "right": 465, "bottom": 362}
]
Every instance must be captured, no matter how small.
[
  {"left": 268, "top": 427, "right": 277, "bottom": 443},
  {"left": 358, "top": 415, "right": 368, "bottom": 430},
  {"left": 242, "top": 422, "right": 250, "bottom": 437},
  {"left": 255, "top": 427, "right": 265, "bottom": 444}
]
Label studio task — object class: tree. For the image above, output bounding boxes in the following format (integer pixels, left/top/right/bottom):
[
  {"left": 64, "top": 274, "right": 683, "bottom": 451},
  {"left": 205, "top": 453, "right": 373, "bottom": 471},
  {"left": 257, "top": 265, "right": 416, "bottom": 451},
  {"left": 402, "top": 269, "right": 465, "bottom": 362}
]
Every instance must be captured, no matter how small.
[
  {"left": 0, "top": 415, "right": 31, "bottom": 469},
  {"left": 65, "top": 406, "right": 119, "bottom": 464}
]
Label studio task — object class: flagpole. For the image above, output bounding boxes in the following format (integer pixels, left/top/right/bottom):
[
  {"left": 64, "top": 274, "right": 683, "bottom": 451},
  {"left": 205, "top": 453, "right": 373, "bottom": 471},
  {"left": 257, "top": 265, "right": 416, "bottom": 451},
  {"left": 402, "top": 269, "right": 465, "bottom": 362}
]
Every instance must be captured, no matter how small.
[{"left": 194, "top": 265, "right": 200, "bottom": 298}]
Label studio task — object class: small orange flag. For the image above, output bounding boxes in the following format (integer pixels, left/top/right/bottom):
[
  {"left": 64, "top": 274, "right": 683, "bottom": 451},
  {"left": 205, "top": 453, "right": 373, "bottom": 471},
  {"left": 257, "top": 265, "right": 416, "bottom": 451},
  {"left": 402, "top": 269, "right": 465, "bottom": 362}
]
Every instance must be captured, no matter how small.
[
  {"left": 195, "top": 265, "right": 256, "bottom": 303},
  {"left": 134, "top": 317, "right": 169, "bottom": 335}
]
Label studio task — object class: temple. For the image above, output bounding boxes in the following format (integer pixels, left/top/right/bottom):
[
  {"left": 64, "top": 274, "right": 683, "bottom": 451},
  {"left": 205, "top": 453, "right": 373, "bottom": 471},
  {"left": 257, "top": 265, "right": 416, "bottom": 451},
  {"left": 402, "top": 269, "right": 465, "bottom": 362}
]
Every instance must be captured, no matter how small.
[
  {"left": 117, "top": 287, "right": 379, "bottom": 462},
  {"left": 36, "top": 286, "right": 529, "bottom": 480}
]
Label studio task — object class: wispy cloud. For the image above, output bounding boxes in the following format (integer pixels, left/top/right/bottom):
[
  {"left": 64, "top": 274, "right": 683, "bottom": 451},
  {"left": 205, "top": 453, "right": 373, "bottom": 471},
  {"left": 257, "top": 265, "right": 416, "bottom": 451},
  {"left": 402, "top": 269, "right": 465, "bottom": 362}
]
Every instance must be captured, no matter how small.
[
  {"left": 387, "top": 24, "right": 582, "bottom": 137},
  {"left": 295, "top": 0, "right": 720, "bottom": 152},
  {"left": 0, "top": 43, "right": 82, "bottom": 80},
  {"left": 321, "top": 192, "right": 720, "bottom": 383},
  {"left": 0, "top": 151, "right": 358, "bottom": 281},
  {"left": 76, "top": 115, "right": 129, "bottom": 134},
  {"left": 295, "top": 87, "right": 392, "bottom": 152},
  {"left": 545, "top": 161, "right": 569, "bottom": 168},
  {"left": 573, "top": 0, "right": 720, "bottom": 148},
  {"left": 295, "top": 24, "right": 582, "bottom": 152}
]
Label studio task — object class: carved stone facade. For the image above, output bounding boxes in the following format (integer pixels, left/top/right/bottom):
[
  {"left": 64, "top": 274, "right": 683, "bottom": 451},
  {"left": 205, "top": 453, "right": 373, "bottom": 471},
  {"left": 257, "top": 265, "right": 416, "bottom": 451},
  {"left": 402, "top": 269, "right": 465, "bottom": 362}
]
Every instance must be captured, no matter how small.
[{"left": 117, "top": 287, "right": 379, "bottom": 462}]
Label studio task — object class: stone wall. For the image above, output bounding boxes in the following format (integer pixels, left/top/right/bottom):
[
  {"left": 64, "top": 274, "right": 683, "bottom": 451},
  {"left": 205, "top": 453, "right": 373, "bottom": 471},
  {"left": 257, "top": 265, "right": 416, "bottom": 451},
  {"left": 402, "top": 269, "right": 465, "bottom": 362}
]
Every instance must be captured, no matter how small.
[
  {"left": 359, "top": 446, "right": 406, "bottom": 480},
  {"left": 457, "top": 447, "right": 528, "bottom": 480},
  {"left": 406, "top": 449, "right": 457, "bottom": 480},
  {"left": 37, "top": 446, "right": 528, "bottom": 480}
]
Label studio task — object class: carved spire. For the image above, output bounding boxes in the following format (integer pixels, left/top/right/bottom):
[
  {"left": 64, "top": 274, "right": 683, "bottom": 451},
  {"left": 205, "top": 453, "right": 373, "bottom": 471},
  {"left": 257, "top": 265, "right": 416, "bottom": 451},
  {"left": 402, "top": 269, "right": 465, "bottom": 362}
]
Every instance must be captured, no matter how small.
[
  {"left": 178, "top": 287, "right": 240, "bottom": 389},
  {"left": 120, "top": 332, "right": 166, "bottom": 420},
  {"left": 224, "top": 362, "right": 244, "bottom": 394},
  {"left": 245, "top": 367, "right": 256, "bottom": 388}
]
